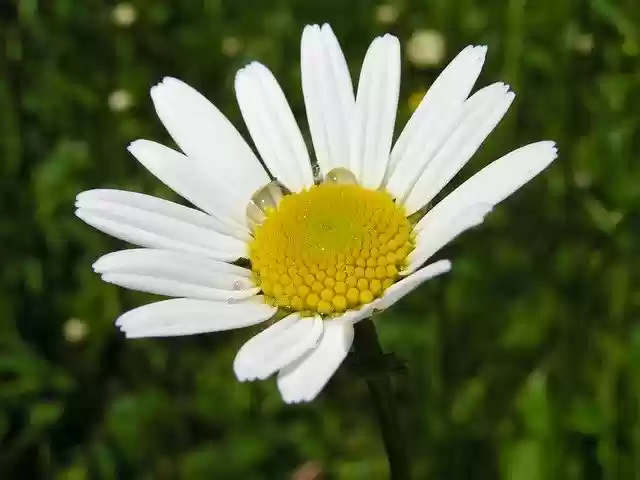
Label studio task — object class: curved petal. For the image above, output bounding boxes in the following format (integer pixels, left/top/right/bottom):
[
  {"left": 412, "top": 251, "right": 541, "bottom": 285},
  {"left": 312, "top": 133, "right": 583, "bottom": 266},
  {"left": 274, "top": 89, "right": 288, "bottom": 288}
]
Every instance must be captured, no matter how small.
[
  {"left": 350, "top": 34, "right": 400, "bottom": 189},
  {"left": 403, "top": 86, "right": 515, "bottom": 214},
  {"left": 385, "top": 82, "right": 506, "bottom": 203},
  {"left": 75, "top": 190, "right": 248, "bottom": 260},
  {"left": 416, "top": 141, "right": 558, "bottom": 229},
  {"left": 77, "top": 189, "right": 247, "bottom": 240},
  {"left": 337, "top": 260, "right": 452, "bottom": 324},
  {"left": 277, "top": 317, "right": 354, "bottom": 403},
  {"left": 234, "top": 313, "right": 323, "bottom": 381},
  {"left": 349, "top": 35, "right": 400, "bottom": 188},
  {"left": 150, "top": 77, "right": 270, "bottom": 215},
  {"left": 101, "top": 273, "right": 259, "bottom": 301},
  {"left": 94, "top": 249, "right": 256, "bottom": 300},
  {"left": 387, "top": 45, "right": 487, "bottom": 180},
  {"left": 403, "top": 204, "right": 492, "bottom": 274},
  {"left": 235, "top": 62, "right": 314, "bottom": 192},
  {"left": 301, "top": 24, "right": 355, "bottom": 177},
  {"left": 128, "top": 140, "right": 249, "bottom": 234},
  {"left": 117, "top": 296, "right": 276, "bottom": 338}
]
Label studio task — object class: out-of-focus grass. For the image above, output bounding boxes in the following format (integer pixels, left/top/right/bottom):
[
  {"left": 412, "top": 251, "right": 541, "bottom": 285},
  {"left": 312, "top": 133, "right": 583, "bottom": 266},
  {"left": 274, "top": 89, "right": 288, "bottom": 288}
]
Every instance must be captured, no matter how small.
[{"left": 1, "top": 0, "right": 639, "bottom": 478}]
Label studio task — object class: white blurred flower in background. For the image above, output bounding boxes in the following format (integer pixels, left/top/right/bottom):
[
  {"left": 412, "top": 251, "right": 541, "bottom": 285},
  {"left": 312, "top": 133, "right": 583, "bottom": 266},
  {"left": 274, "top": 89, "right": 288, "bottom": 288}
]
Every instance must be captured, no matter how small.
[
  {"left": 108, "top": 89, "right": 133, "bottom": 112},
  {"left": 111, "top": 3, "right": 137, "bottom": 28},
  {"left": 221, "top": 36, "right": 243, "bottom": 57},
  {"left": 406, "top": 29, "right": 446, "bottom": 67},
  {"left": 375, "top": 4, "right": 400, "bottom": 25},
  {"left": 63, "top": 318, "right": 89, "bottom": 343}
]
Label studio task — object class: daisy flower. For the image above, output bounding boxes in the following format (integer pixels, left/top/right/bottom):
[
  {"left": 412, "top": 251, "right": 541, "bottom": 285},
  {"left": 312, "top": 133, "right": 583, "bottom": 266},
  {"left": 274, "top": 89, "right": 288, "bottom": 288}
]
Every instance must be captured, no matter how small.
[{"left": 76, "top": 24, "right": 557, "bottom": 403}]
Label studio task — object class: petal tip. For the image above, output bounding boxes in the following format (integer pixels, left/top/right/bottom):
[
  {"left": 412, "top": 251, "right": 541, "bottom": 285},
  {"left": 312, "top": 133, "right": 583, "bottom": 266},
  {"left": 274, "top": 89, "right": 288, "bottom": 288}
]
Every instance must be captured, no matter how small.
[
  {"left": 302, "top": 24, "right": 320, "bottom": 36},
  {"left": 160, "top": 76, "right": 180, "bottom": 86},
  {"left": 544, "top": 140, "right": 558, "bottom": 151},
  {"left": 281, "top": 392, "right": 308, "bottom": 405},
  {"left": 234, "top": 68, "right": 247, "bottom": 86},
  {"left": 504, "top": 90, "right": 516, "bottom": 104},
  {"left": 320, "top": 23, "right": 333, "bottom": 33},
  {"left": 233, "top": 366, "right": 250, "bottom": 382},
  {"left": 385, "top": 34, "right": 401, "bottom": 50},
  {"left": 542, "top": 141, "right": 559, "bottom": 160},
  {"left": 126, "top": 139, "right": 145, "bottom": 153},
  {"left": 440, "top": 259, "right": 453, "bottom": 272},
  {"left": 151, "top": 77, "right": 185, "bottom": 99}
]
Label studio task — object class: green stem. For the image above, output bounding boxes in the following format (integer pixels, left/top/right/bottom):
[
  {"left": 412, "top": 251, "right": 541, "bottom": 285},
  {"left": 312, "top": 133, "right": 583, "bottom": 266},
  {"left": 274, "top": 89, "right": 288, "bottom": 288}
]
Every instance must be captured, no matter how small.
[{"left": 352, "top": 319, "right": 411, "bottom": 480}]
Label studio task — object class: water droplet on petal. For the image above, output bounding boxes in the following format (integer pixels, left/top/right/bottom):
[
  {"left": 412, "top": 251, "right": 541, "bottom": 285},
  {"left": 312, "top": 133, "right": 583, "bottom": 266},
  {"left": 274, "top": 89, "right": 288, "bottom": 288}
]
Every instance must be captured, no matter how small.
[
  {"left": 247, "top": 181, "right": 285, "bottom": 230},
  {"left": 324, "top": 167, "right": 357, "bottom": 185}
]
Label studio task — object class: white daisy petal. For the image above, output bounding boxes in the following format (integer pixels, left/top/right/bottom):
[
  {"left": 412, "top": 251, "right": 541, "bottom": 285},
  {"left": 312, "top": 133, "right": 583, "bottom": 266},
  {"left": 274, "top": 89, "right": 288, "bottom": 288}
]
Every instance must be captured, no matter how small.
[
  {"left": 385, "top": 82, "right": 506, "bottom": 203},
  {"left": 337, "top": 260, "right": 453, "bottom": 324},
  {"left": 349, "top": 36, "right": 380, "bottom": 181},
  {"left": 320, "top": 23, "right": 355, "bottom": 121},
  {"left": 301, "top": 24, "right": 355, "bottom": 176},
  {"left": 127, "top": 140, "right": 249, "bottom": 234},
  {"left": 277, "top": 318, "right": 354, "bottom": 403},
  {"left": 355, "top": 34, "right": 401, "bottom": 189},
  {"left": 76, "top": 189, "right": 247, "bottom": 240},
  {"left": 403, "top": 204, "right": 492, "bottom": 275},
  {"left": 416, "top": 141, "right": 558, "bottom": 230},
  {"left": 234, "top": 313, "right": 323, "bottom": 381},
  {"left": 101, "top": 272, "right": 258, "bottom": 301},
  {"left": 403, "top": 142, "right": 557, "bottom": 272},
  {"left": 387, "top": 45, "right": 487, "bottom": 178},
  {"left": 75, "top": 190, "right": 247, "bottom": 260},
  {"left": 94, "top": 248, "right": 253, "bottom": 286},
  {"left": 403, "top": 85, "right": 515, "bottom": 215},
  {"left": 150, "top": 77, "right": 270, "bottom": 208},
  {"left": 117, "top": 297, "right": 276, "bottom": 338},
  {"left": 235, "top": 63, "right": 314, "bottom": 192}
]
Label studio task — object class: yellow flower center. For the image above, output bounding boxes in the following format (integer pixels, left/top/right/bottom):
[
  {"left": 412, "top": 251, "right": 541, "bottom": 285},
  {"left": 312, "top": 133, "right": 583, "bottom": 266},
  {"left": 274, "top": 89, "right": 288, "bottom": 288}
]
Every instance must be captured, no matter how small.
[{"left": 250, "top": 183, "right": 414, "bottom": 315}]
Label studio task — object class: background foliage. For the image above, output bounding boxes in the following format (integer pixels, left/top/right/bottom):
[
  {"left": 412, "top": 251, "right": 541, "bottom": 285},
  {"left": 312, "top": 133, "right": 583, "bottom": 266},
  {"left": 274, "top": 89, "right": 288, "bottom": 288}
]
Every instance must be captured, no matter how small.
[{"left": 2, "top": 0, "right": 639, "bottom": 478}]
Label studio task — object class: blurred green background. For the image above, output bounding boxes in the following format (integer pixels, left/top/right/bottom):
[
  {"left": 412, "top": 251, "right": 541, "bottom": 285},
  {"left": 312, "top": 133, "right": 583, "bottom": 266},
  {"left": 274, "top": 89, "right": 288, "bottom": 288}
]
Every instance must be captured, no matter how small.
[{"left": 2, "top": 0, "right": 639, "bottom": 478}]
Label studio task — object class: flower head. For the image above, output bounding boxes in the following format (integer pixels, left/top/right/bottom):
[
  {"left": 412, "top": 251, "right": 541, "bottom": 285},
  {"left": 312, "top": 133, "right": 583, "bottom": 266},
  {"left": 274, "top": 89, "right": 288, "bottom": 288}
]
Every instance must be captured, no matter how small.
[{"left": 76, "top": 24, "right": 557, "bottom": 403}]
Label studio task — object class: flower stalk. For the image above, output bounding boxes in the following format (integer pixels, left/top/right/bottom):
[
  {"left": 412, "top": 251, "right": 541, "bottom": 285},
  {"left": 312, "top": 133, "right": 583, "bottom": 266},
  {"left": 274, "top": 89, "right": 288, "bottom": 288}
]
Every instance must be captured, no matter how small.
[{"left": 352, "top": 319, "right": 411, "bottom": 480}]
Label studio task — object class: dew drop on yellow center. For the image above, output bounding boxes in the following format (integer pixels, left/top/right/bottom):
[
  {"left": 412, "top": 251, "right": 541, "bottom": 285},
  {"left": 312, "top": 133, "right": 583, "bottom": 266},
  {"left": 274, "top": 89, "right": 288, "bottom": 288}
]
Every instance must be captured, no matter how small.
[{"left": 249, "top": 183, "right": 414, "bottom": 315}]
